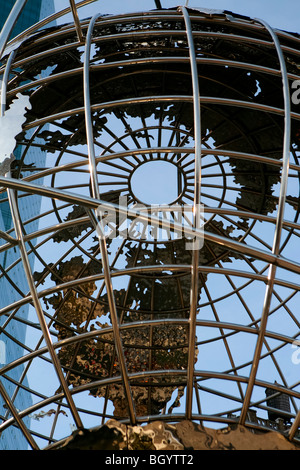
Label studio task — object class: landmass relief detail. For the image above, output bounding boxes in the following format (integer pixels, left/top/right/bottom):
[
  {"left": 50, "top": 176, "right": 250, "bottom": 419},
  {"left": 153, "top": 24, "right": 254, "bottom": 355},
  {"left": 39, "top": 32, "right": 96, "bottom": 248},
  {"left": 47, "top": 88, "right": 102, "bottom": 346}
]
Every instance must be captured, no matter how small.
[
  {"left": 0, "top": 93, "right": 31, "bottom": 175},
  {"left": 56, "top": 420, "right": 300, "bottom": 450}
]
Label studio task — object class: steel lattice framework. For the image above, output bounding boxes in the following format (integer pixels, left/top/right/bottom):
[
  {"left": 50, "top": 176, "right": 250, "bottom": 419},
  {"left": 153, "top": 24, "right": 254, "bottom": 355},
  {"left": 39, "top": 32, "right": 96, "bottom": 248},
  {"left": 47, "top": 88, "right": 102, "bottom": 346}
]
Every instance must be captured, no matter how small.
[{"left": 0, "top": 0, "right": 300, "bottom": 449}]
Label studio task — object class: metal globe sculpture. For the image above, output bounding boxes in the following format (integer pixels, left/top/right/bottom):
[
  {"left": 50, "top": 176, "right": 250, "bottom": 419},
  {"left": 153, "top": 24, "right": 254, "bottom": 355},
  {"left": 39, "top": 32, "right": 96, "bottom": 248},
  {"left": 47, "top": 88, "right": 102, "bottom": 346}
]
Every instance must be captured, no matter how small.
[{"left": 0, "top": 2, "right": 300, "bottom": 449}]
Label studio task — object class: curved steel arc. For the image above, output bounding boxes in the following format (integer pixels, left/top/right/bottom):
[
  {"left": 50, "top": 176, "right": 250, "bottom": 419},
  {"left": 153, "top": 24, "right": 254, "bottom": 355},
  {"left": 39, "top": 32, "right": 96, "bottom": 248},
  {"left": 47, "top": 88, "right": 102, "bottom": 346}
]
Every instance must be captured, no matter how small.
[
  {"left": 3, "top": 365, "right": 300, "bottom": 439},
  {"left": 83, "top": 13, "right": 136, "bottom": 424},
  {"left": 10, "top": 203, "right": 300, "bottom": 248},
  {"left": 90, "top": 56, "right": 299, "bottom": 79},
  {"left": 3, "top": 146, "right": 298, "bottom": 187},
  {"left": 179, "top": 5, "right": 202, "bottom": 420},
  {"left": 239, "top": 18, "right": 291, "bottom": 425},
  {"left": 7, "top": 208, "right": 297, "bottom": 262},
  {"left": 1, "top": 174, "right": 300, "bottom": 274},
  {"left": 0, "top": 348, "right": 299, "bottom": 444},
  {"left": 0, "top": 0, "right": 27, "bottom": 58},
  {"left": 1, "top": 316, "right": 299, "bottom": 384},
  {"left": 7, "top": 20, "right": 299, "bottom": 67},
  {"left": 23, "top": 94, "right": 300, "bottom": 131},
  {"left": 1, "top": 0, "right": 98, "bottom": 58},
  {"left": 0, "top": 379, "right": 38, "bottom": 449},
  {"left": 2, "top": 262, "right": 300, "bottom": 325},
  {"left": 5, "top": 175, "right": 84, "bottom": 431},
  {"left": 69, "top": 0, "right": 84, "bottom": 42},
  {"left": 7, "top": 46, "right": 299, "bottom": 97},
  {"left": 0, "top": 50, "right": 16, "bottom": 117}
]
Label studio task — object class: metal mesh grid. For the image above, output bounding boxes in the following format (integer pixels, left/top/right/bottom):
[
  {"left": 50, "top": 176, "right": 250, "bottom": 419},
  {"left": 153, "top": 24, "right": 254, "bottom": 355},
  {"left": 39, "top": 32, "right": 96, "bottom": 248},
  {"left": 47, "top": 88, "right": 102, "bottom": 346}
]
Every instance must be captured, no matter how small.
[{"left": 0, "top": 2, "right": 300, "bottom": 449}]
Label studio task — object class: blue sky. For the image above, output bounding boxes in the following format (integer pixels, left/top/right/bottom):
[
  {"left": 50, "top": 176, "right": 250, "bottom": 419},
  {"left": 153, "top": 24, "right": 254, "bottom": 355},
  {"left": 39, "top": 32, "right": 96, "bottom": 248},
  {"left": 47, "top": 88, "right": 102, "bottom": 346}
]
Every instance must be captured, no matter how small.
[{"left": 54, "top": 0, "right": 300, "bottom": 33}]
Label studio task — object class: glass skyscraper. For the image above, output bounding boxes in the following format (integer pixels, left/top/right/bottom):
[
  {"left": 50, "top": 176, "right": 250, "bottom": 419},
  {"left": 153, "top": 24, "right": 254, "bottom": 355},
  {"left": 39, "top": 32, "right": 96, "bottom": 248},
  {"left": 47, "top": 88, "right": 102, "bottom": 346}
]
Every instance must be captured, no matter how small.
[{"left": 0, "top": 0, "right": 55, "bottom": 450}]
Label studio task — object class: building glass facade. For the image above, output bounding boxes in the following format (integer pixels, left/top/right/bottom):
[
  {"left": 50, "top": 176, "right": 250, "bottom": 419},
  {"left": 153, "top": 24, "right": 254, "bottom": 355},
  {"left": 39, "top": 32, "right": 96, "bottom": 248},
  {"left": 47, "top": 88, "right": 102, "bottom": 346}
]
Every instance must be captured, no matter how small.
[{"left": 0, "top": 0, "right": 55, "bottom": 450}]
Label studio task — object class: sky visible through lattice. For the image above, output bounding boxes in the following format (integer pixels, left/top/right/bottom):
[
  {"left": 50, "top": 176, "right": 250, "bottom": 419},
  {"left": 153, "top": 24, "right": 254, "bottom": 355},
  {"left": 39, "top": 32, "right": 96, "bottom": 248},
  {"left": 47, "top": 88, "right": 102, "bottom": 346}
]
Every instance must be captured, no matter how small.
[
  {"left": 25, "top": 0, "right": 300, "bottom": 445},
  {"left": 1, "top": 0, "right": 300, "bottom": 448}
]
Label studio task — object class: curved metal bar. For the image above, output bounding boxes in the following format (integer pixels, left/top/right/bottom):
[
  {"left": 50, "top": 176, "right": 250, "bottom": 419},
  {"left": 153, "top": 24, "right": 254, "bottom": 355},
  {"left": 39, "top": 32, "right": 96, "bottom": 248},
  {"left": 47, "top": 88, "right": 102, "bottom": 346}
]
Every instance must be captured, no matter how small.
[
  {"left": 14, "top": 204, "right": 299, "bottom": 252},
  {"left": 179, "top": 5, "right": 202, "bottom": 420},
  {"left": 1, "top": 316, "right": 299, "bottom": 382},
  {"left": 1, "top": 0, "right": 98, "bottom": 57},
  {"left": 24, "top": 94, "right": 300, "bottom": 131},
  {"left": 10, "top": 53, "right": 297, "bottom": 83},
  {"left": 0, "top": 50, "right": 16, "bottom": 117},
  {"left": 0, "top": 199, "right": 298, "bottom": 256},
  {"left": 89, "top": 56, "right": 299, "bottom": 80},
  {"left": 0, "top": 0, "right": 28, "bottom": 58},
  {"left": 0, "top": 379, "right": 38, "bottom": 449},
  {"left": 8, "top": 38, "right": 299, "bottom": 94},
  {"left": 5, "top": 173, "right": 84, "bottom": 431},
  {"left": 69, "top": 0, "right": 84, "bottom": 42},
  {"left": 3, "top": 365, "right": 300, "bottom": 437},
  {"left": 0, "top": 229, "right": 16, "bottom": 244},
  {"left": 26, "top": 23, "right": 298, "bottom": 61},
  {"left": 2, "top": 261, "right": 300, "bottom": 324},
  {"left": 3, "top": 146, "right": 297, "bottom": 186},
  {"left": 9, "top": 29, "right": 274, "bottom": 64},
  {"left": 31, "top": 8, "right": 297, "bottom": 52},
  {"left": 1, "top": 174, "right": 300, "bottom": 274},
  {"left": 83, "top": 13, "right": 136, "bottom": 424},
  {"left": 0, "top": 340, "right": 297, "bottom": 436},
  {"left": 239, "top": 18, "right": 291, "bottom": 425}
]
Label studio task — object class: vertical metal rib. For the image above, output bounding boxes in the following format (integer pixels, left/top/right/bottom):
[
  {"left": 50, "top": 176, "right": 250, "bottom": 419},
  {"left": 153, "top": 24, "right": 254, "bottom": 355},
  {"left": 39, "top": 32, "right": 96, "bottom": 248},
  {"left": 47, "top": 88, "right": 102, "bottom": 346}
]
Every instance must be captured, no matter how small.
[
  {"left": 179, "top": 6, "right": 202, "bottom": 419},
  {"left": 83, "top": 13, "right": 136, "bottom": 424},
  {"left": 6, "top": 179, "right": 84, "bottom": 431},
  {"left": 0, "top": 49, "right": 31, "bottom": 435},
  {"left": 1, "top": 45, "right": 86, "bottom": 434},
  {"left": 239, "top": 18, "right": 291, "bottom": 425},
  {"left": 0, "top": 0, "right": 27, "bottom": 58},
  {"left": 0, "top": 51, "right": 16, "bottom": 116},
  {"left": 69, "top": 0, "right": 84, "bottom": 42},
  {"left": 0, "top": 380, "right": 38, "bottom": 449},
  {"left": 1, "top": 0, "right": 98, "bottom": 55}
]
